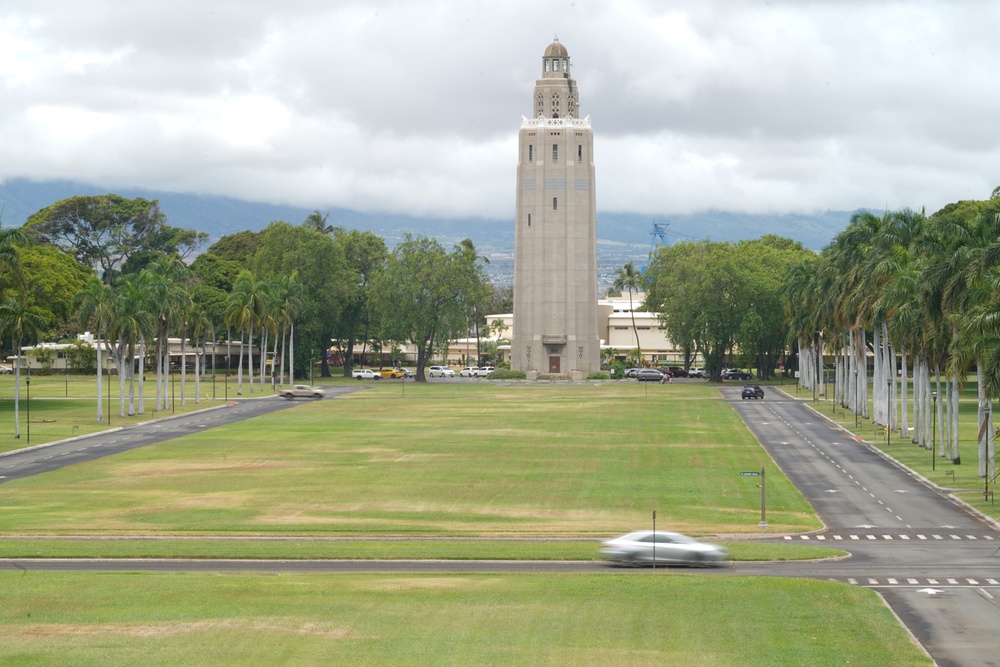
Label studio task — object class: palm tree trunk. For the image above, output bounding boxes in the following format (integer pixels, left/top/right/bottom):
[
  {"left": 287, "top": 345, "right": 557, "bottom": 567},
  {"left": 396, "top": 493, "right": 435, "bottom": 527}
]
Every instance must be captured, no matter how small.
[
  {"left": 248, "top": 322, "right": 255, "bottom": 394},
  {"left": 138, "top": 337, "right": 146, "bottom": 415},
  {"left": 96, "top": 329, "right": 104, "bottom": 423},
  {"left": 13, "top": 340, "right": 20, "bottom": 438},
  {"left": 289, "top": 321, "right": 295, "bottom": 382}
]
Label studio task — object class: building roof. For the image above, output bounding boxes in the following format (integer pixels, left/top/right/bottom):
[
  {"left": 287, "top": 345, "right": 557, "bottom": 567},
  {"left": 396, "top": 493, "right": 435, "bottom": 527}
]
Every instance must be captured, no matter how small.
[{"left": 544, "top": 40, "right": 568, "bottom": 57}]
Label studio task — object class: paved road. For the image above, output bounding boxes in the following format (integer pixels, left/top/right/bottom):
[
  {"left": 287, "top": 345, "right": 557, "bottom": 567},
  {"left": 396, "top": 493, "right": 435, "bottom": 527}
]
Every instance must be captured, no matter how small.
[
  {"left": 731, "top": 387, "right": 1000, "bottom": 667},
  {"left": 2, "top": 382, "right": 998, "bottom": 664}
]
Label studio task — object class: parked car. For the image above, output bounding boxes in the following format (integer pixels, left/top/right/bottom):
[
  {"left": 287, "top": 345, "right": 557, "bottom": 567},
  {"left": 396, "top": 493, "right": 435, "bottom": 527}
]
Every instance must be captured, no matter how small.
[
  {"left": 722, "top": 369, "right": 753, "bottom": 380},
  {"left": 400, "top": 368, "right": 415, "bottom": 378},
  {"left": 741, "top": 384, "right": 764, "bottom": 399},
  {"left": 600, "top": 530, "right": 727, "bottom": 567},
  {"left": 636, "top": 368, "right": 665, "bottom": 382},
  {"left": 380, "top": 368, "right": 405, "bottom": 379},
  {"left": 460, "top": 367, "right": 478, "bottom": 377},
  {"left": 688, "top": 367, "right": 706, "bottom": 378},
  {"left": 278, "top": 384, "right": 326, "bottom": 400},
  {"left": 624, "top": 368, "right": 639, "bottom": 379},
  {"left": 475, "top": 366, "right": 496, "bottom": 377},
  {"left": 352, "top": 368, "right": 379, "bottom": 380},
  {"left": 427, "top": 365, "right": 456, "bottom": 378},
  {"left": 659, "top": 366, "right": 687, "bottom": 378}
]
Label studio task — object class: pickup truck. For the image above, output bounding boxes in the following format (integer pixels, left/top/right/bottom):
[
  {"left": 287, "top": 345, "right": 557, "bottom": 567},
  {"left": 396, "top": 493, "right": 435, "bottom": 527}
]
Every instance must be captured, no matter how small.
[{"left": 278, "top": 384, "right": 325, "bottom": 400}]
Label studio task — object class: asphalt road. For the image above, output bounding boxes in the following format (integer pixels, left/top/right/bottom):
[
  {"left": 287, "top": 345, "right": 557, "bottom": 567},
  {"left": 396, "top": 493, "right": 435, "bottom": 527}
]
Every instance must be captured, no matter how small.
[{"left": 2, "top": 382, "right": 998, "bottom": 665}]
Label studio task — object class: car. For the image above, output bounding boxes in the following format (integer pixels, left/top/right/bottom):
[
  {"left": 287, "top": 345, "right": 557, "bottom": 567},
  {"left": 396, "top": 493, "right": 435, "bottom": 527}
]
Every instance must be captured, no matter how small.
[
  {"left": 624, "top": 368, "right": 639, "bottom": 379},
  {"left": 636, "top": 368, "right": 665, "bottom": 382},
  {"left": 427, "top": 365, "right": 456, "bottom": 378},
  {"left": 351, "top": 368, "right": 379, "bottom": 380},
  {"left": 0, "top": 365, "right": 11, "bottom": 374},
  {"left": 600, "top": 530, "right": 727, "bottom": 567},
  {"left": 722, "top": 369, "right": 753, "bottom": 380},
  {"left": 660, "top": 366, "right": 687, "bottom": 378},
  {"left": 380, "top": 368, "right": 405, "bottom": 379},
  {"left": 741, "top": 384, "right": 764, "bottom": 399},
  {"left": 475, "top": 366, "right": 496, "bottom": 377},
  {"left": 688, "top": 367, "right": 706, "bottom": 378},
  {"left": 277, "top": 384, "right": 326, "bottom": 400},
  {"left": 400, "top": 368, "right": 415, "bottom": 378},
  {"left": 460, "top": 367, "right": 478, "bottom": 377}
]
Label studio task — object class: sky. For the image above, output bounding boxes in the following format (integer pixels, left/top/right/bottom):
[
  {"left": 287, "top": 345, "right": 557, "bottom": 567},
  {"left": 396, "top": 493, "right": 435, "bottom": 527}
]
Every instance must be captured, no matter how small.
[{"left": 2, "top": 0, "right": 998, "bottom": 221}]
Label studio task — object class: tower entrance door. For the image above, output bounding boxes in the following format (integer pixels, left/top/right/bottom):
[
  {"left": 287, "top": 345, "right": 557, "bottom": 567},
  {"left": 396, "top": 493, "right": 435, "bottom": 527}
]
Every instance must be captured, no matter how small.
[{"left": 548, "top": 356, "right": 561, "bottom": 373}]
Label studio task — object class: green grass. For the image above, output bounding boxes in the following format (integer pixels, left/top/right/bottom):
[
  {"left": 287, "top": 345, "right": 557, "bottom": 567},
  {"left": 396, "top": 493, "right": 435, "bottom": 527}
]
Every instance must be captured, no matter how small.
[
  {"left": 0, "top": 383, "right": 821, "bottom": 536},
  {"left": 0, "top": 572, "right": 929, "bottom": 666},
  {"left": 0, "top": 537, "right": 844, "bottom": 561}
]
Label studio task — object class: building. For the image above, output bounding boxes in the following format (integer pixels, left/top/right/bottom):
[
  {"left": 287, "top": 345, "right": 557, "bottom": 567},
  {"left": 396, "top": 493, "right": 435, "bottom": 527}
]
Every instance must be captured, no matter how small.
[{"left": 511, "top": 38, "right": 601, "bottom": 380}]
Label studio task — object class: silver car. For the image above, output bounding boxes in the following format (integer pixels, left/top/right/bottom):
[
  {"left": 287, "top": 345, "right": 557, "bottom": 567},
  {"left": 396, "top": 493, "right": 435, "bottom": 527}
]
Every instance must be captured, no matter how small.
[
  {"left": 427, "top": 365, "right": 455, "bottom": 378},
  {"left": 600, "top": 530, "right": 727, "bottom": 567}
]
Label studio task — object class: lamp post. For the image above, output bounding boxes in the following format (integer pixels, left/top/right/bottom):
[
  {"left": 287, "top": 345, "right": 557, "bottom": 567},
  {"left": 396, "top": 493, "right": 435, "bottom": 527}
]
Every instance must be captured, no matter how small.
[
  {"left": 25, "top": 377, "right": 30, "bottom": 444},
  {"left": 886, "top": 378, "right": 892, "bottom": 446},
  {"left": 931, "top": 391, "right": 938, "bottom": 472}
]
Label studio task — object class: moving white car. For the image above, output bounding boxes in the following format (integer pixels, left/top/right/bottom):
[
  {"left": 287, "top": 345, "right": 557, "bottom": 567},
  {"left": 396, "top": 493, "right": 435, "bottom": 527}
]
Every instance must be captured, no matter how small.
[
  {"left": 427, "top": 365, "right": 455, "bottom": 378},
  {"left": 599, "top": 530, "right": 727, "bottom": 567}
]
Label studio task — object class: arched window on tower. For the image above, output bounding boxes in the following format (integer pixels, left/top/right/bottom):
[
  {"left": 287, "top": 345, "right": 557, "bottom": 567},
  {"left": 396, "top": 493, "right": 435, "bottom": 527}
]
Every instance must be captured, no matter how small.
[
  {"left": 528, "top": 145, "right": 533, "bottom": 162},
  {"left": 552, "top": 144, "right": 558, "bottom": 162}
]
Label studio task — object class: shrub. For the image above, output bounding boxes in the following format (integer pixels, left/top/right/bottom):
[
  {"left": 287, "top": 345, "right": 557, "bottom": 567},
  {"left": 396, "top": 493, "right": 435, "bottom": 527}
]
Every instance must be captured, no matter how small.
[
  {"left": 490, "top": 368, "right": 526, "bottom": 380},
  {"left": 586, "top": 372, "right": 610, "bottom": 380}
]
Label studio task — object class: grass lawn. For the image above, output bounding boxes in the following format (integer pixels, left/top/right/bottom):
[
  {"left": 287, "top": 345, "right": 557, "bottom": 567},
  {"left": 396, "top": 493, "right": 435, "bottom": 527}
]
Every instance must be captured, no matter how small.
[
  {"left": 0, "top": 382, "right": 821, "bottom": 537},
  {"left": 0, "top": 572, "right": 930, "bottom": 666}
]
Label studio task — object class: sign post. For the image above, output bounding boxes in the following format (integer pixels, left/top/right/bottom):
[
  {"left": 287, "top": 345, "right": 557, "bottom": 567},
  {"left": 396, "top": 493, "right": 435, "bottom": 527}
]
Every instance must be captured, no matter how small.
[
  {"left": 652, "top": 510, "right": 656, "bottom": 570},
  {"left": 740, "top": 467, "right": 768, "bottom": 528}
]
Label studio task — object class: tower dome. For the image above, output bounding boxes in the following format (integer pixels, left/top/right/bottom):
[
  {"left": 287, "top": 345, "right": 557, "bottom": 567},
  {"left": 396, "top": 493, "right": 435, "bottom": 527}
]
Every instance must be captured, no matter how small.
[{"left": 544, "top": 40, "right": 568, "bottom": 58}]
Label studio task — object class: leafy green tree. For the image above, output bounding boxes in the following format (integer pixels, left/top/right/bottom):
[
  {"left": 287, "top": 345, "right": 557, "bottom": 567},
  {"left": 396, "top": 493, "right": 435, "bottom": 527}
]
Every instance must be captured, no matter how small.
[
  {"left": 206, "top": 230, "right": 262, "bottom": 263},
  {"left": 2, "top": 244, "right": 93, "bottom": 339},
  {"left": 372, "top": 235, "right": 487, "bottom": 382},
  {"left": 331, "top": 228, "right": 387, "bottom": 376},
  {"left": 24, "top": 195, "right": 205, "bottom": 282},
  {"left": 251, "top": 222, "right": 349, "bottom": 379}
]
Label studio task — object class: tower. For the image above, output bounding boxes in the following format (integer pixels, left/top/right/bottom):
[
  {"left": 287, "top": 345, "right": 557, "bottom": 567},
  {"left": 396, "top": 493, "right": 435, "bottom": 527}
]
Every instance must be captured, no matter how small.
[{"left": 511, "top": 39, "right": 600, "bottom": 379}]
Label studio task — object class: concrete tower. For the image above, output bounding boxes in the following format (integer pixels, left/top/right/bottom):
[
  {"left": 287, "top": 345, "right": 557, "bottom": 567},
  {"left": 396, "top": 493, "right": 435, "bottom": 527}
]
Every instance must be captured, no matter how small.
[{"left": 511, "top": 38, "right": 600, "bottom": 380}]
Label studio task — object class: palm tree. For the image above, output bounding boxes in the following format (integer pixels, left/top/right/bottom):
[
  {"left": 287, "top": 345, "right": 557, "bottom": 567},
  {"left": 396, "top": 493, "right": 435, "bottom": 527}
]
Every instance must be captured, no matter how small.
[
  {"left": 110, "top": 275, "right": 153, "bottom": 416},
  {"left": 76, "top": 277, "right": 114, "bottom": 423},
  {"left": 143, "top": 258, "right": 191, "bottom": 410},
  {"left": 271, "top": 274, "right": 304, "bottom": 384},
  {"left": 0, "top": 299, "right": 45, "bottom": 438},
  {"left": 226, "top": 271, "right": 263, "bottom": 395},
  {"left": 303, "top": 211, "right": 334, "bottom": 235},
  {"left": 613, "top": 263, "right": 645, "bottom": 367}
]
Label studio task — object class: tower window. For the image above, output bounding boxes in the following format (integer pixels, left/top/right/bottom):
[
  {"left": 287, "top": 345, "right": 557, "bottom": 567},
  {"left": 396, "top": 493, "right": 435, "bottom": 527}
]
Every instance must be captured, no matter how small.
[
  {"left": 553, "top": 197, "right": 558, "bottom": 211},
  {"left": 527, "top": 214, "right": 531, "bottom": 227},
  {"left": 528, "top": 145, "right": 533, "bottom": 162},
  {"left": 578, "top": 145, "right": 582, "bottom": 161},
  {"left": 552, "top": 144, "right": 558, "bottom": 162}
]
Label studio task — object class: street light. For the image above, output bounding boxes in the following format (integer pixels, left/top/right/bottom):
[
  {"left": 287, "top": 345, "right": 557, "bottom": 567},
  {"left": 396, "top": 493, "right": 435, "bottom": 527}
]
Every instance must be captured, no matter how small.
[
  {"left": 25, "top": 377, "right": 30, "bottom": 444},
  {"left": 932, "top": 391, "right": 938, "bottom": 472},
  {"left": 886, "top": 378, "right": 892, "bottom": 446}
]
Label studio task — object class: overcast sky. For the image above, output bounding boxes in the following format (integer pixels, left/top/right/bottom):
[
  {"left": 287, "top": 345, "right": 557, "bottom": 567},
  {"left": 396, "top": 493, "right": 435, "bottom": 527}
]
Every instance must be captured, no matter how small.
[{"left": 2, "top": 1, "right": 997, "bottom": 220}]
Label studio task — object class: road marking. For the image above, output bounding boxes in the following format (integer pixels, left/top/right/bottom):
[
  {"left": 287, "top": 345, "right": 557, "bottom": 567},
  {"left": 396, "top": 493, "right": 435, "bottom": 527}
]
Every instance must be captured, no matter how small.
[
  {"left": 950, "top": 535, "right": 961, "bottom": 540},
  {"left": 966, "top": 535, "right": 977, "bottom": 540},
  {"left": 918, "top": 588, "right": 943, "bottom": 595},
  {"left": 867, "top": 578, "right": 879, "bottom": 585},
  {"left": 866, "top": 535, "right": 877, "bottom": 540},
  {"left": 848, "top": 578, "right": 858, "bottom": 585},
  {"left": 907, "top": 578, "right": 919, "bottom": 584},
  {"left": 882, "top": 535, "right": 892, "bottom": 540},
  {"left": 816, "top": 535, "right": 826, "bottom": 540},
  {"left": 888, "top": 578, "right": 898, "bottom": 585},
  {"left": 927, "top": 579, "right": 938, "bottom": 585},
  {"left": 932, "top": 535, "right": 943, "bottom": 540},
  {"left": 988, "top": 579, "right": 999, "bottom": 585},
  {"left": 967, "top": 579, "right": 979, "bottom": 585},
  {"left": 917, "top": 535, "right": 927, "bottom": 540},
  {"left": 900, "top": 535, "right": 910, "bottom": 540},
  {"left": 850, "top": 535, "right": 859, "bottom": 540},
  {"left": 833, "top": 535, "right": 842, "bottom": 540}
]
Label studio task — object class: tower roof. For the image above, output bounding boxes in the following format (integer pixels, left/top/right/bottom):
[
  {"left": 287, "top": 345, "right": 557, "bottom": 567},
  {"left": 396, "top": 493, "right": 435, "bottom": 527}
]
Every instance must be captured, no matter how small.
[{"left": 544, "top": 39, "right": 568, "bottom": 58}]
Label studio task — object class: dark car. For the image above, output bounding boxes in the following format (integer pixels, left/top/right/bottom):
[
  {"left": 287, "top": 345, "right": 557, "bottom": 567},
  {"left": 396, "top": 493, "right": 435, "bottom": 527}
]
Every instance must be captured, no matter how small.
[
  {"left": 723, "top": 369, "right": 753, "bottom": 380},
  {"left": 741, "top": 384, "right": 764, "bottom": 399},
  {"left": 636, "top": 368, "right": 665, "bottom": 382},
  {"left": 659, "top": 366, "right": 688, "bottom": 378}
]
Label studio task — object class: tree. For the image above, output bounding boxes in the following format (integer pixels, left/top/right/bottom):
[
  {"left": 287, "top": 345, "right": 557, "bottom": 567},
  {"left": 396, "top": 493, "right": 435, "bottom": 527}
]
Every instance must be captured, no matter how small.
[
  {"left": 303, "top": 211, "right": 334, "bottom": 235},
  {"left": 331, "top": 228, "right": 387, "bottom": 376},
  {"left": 226, "top": 270, "right": 263, "bottom": 395},
  {"left": 24, "top": 195, "right": 204, "bottom": 282},
  {"left": 373, "top": 235, "right": 487, "bottom": 381},
  {"left": 75, "top": 276, "right": 114, "bottom": 422},
  {"left": 612, "top": 262, "right": 645, "bottom": 366},
  {"left": 0, "top": 299, "right": 45, "bottom": 438},
  {"left": 2, "top": 244, "right": 93, "bottom": 339}
]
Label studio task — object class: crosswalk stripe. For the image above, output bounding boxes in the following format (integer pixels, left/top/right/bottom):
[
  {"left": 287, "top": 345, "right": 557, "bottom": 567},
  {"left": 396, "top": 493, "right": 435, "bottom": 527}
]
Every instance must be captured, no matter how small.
[
  {"left": 816, "top": 535, "right": 826, "bottom": 540},
  {"left": 847, "top": 578, "right": 858, "bottom": 585},
  {"left": 932, "top": 535, "right": 943, "bottom": 540},
  {"left": 907, "top": 578, "right": 919, "bottom": 584},
  {"left": 988, "top": 579, "right": 999, "bottom": 585},
  {"left": 900, "top": 535, "right": 910, "bottom": 540},
  {"left": 967, "top": 579, "right": 979, "bottom": 585},
  {"left": 866, "top": 535, "right": 877, "bottom": 540},
  {"left": 928, "top": 579, "right": 938, "bottom": 584},
  {"left": 867, "top": 578, "right": 879, "bottom": 585},
  {"left": 887, "top": 578, "right": 898, "bottom": 584},
  {"left": 882, "top": 535, "right": 892, "bottom": 540},
  {"left": 966, "top": 535, "right": 977, "bottom": 540},
  {"left": 850, "top": 535, "right": 859, "bottom": 540},
  {"left": 950, "top": 535, "right": 961, "bottom": 540},
  {"left": 947, "top": 578, "right": 959, "bottom": 585},
  {"left": 917, "top": 534, "right": 927, "bottom": 540},
  {"left": 833, "top": 535, "right": 842, "bottom": 540}
]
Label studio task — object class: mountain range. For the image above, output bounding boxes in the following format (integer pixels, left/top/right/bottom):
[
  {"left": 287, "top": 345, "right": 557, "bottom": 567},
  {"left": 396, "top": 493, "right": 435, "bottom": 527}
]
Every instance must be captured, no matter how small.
[{"left": 1, "top": 177, "right": 852, "bottom": 286}]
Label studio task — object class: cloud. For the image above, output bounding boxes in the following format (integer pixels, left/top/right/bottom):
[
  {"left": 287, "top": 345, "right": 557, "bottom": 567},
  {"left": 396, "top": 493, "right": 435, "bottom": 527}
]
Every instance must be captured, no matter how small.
[{"left": 2, "top": 0, "right": 999, "bottom": 220}]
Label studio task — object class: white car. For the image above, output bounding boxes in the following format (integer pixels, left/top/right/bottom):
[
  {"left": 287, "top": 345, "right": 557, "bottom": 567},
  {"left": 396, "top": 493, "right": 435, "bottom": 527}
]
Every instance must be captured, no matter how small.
[
  {"left": 599, "top": 530, "right": 727, "bottom": 567},
  {"left": 278, "top": 384, "right": 325, "bottom": 400},
  {"left": 351, "top": 368, "right": 380, "bottom": 380},
  {"left": 474, "top": 366, "right": 496, "bottom": 377},
  {"left": 427, "top": 365, "right": 455, "bottom": 378},
  {"left": 688, "top": 367, "right": 706, "bottom": 378},
  {"left": 460, "top": 367, "right": 478, "bottom": 377}
]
